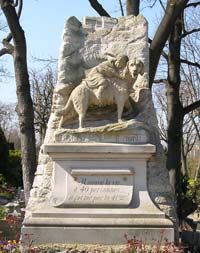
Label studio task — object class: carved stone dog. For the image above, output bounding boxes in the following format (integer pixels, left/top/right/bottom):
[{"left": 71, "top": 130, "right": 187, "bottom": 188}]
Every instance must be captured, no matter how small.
[{"left": 56, "top": 58, "right": 144, "bottom": 128}]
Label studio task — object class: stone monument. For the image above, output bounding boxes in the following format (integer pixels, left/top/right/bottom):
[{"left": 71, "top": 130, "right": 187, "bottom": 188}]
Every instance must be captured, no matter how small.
[{"left": 22, "top": 15, "right": 176, "bottom": 245}]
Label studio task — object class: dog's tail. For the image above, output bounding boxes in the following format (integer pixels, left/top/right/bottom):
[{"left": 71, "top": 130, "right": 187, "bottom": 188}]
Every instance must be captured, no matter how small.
[
  {"left": 56, "top": 96, "right": 73, "bottom": 117},
  {"left": 57, "top": 96, "right": 76, "bottom": 128}
]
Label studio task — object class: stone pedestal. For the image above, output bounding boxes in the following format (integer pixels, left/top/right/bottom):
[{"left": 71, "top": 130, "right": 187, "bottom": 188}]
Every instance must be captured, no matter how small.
[{"left": 22, "top": 143, "right": 174, "bottom": 245}]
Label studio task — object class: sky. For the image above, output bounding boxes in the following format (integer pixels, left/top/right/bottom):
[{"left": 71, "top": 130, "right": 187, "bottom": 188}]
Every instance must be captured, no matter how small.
[{"left": 0, "top": 0, "right": 159, "bottom": 103}]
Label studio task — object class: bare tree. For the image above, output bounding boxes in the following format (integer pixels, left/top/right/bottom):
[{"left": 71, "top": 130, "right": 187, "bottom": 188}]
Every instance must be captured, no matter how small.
[
  {"left": 0, "top": 0, "right": 36, "bottom": 204},
  {"left": 0, "top": 101, "right": 15, "bottom": 133},
  {"left": 0, "top": 101, "right": 20, "bottom": 147},
  {"left": 30, "top": 67, "right": 57, "bottom": 145},
  {"left": 153, "top": 84, "right": 168, "bottom": 143},
  {"left": 154, "top": 83, "right": 199, "bottom": 176}
]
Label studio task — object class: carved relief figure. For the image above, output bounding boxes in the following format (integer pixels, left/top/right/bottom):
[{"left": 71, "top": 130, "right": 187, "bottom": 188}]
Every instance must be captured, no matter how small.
[
  {"left": 56, "top": 56, "right": 144, "bottom": 128},
  {"left": 85, "top": 55, "right": 129, "bottom": 100}
]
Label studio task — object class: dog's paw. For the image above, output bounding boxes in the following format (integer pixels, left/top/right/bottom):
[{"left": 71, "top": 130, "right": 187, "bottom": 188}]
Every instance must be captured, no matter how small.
[{"left": 118, "top": 118, "right": 125, "bottom": 123}]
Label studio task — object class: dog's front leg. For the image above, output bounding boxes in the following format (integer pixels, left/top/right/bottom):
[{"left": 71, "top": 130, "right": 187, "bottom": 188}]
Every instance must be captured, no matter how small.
[
  {"left": 117, "top": 97, "right": 126, "bottom": 123},
  {"left": 79, "top": 113, "right": 85, "bottom": 129}
]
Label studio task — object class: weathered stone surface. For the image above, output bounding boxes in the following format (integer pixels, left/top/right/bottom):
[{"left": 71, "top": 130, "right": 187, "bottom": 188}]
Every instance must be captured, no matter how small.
[
  {"left": 43, "top": 143, "right": 156, "bottom": 210},
  {"left": 55, "top": 15, "right": 149, "bottom": 129},
  {"left": 30, "top": 188, "right": 50, "bottom": 199},
  {"left": 54, "top": 119, "right": 149, "bottom": 144},
  {"left": 52, "top": 168, "right": 134, "bottom": 207},
  {"left": 32, "top": 175, "right": 51, "bottom": 189},
  {"left": 22, "top": 227, "right": 174, "bottom": 246}
]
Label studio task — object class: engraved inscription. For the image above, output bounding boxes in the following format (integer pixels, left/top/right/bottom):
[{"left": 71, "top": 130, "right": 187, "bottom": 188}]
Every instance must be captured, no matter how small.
[
  {"left": 64, "top": 171, "right": 134, "bottom": 206},
  {"left": 55, "top": 132, "right": 148, "bottom": 144}
]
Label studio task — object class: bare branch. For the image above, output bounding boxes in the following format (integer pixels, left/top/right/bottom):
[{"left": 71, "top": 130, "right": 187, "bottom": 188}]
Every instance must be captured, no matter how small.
[
  {"left": 154, "top": 79, "right": 167, "bottom": 84},
  {"left": 31, "top": 55, "right": 58, "bottom": 64},
  {"left": 158, "top": 0, "right": 166, "bottom": 11},
  {"left": 12, "top": 0, "right": 18, "bottom": 7},
  {"left": 2, "top": 38, "right": 14, "bottom": 53},
  {"left": 161, "top": 50, "right": 168, "bottom": 60},
  {"left": 183, "top": 100, "right": 200, "bottom": 115},
  {"left": 181, "top": 58, "right": 200, "bottom": 68},
  {"left": 181, "top": 10, "right": 186, "bottom": 34},
  {"left": 191, "top": 116, "right": 200, "bottom": 140},
  {"left": 186, "top": 1, "right": 200, "bottom": 8},
  {"left": 88, "top": 0, "right": 110, "bottom": 17},
  {"left": 0, "top": 47, "right": 12, "bottom": 56},
  {"left": 118, "top": 0, "right": 124, "bottom": 16},
  {"left": 181, "top": 28, "right": 200, "bottom": 38},
  {"left": 30, "top": 55, "right": 58, "bottom": 73},
  {"left": 149, "top": 0, "right": 157, "bottom": 8}
]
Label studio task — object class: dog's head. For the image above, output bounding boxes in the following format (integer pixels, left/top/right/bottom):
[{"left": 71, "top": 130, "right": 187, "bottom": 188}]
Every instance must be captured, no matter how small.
[{"left": 128, "top": 58, "right": 144, "bottom": 79}]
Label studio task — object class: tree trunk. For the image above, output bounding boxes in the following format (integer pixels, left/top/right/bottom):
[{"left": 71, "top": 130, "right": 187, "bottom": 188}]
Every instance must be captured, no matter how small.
[
  {"left": 88, "top": 0, "right": 110, "bottom": 17},
  {"left": 191, "top": 116, "right": 200, "bottom": 181},
  {"left": 167, "top": 14, "right": 184, "bottom": 220},
  {"left": 149, "top": 0, "right": 188, "bottom": 88},
  {"left": 14, "top": 45, "right": 36, "bottom": 204},
  {"left": 195, "top": 154, "right": 200, "bottom": 181},
  {"left": 167, "top": 81, "right": 183, "bottom": 220},
  {"left": 1, "top": 2, "right": 36, "bottom": 204},
  {"left": 181, "top": 138, "right": 188, "bottom": 176},
  {"left": 126, "top": 0, "right": 139, "bottom": 16}
]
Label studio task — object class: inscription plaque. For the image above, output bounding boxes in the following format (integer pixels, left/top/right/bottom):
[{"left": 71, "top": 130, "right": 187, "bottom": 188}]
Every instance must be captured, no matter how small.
[{"left": 51, "top": 168, "right": 134, "bottom": 207}]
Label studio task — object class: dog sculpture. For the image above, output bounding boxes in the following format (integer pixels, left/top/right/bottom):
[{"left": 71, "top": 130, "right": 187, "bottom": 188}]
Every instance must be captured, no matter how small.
[{"left": 56, "top": 58, "right": 144, "bottom": 128}]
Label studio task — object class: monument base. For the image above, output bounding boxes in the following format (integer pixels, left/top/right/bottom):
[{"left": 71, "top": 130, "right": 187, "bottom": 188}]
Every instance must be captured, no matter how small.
[
  {"left": 22, "top": 207, "right": 174, "bottom": 244},
  {"left": 22, "top": 207, "right": 174, "bottom": 245},
  {"left": 22, "top": 143, "right": 174, "bottom": 245},
  {"left": 21, "top": 227, "right": 174, "bottom": 245}
]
